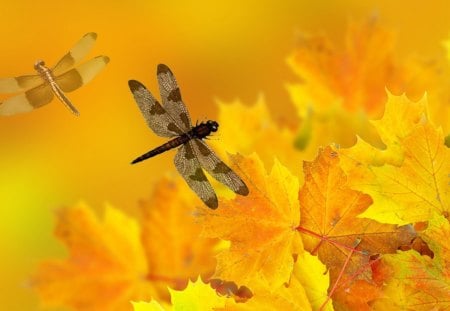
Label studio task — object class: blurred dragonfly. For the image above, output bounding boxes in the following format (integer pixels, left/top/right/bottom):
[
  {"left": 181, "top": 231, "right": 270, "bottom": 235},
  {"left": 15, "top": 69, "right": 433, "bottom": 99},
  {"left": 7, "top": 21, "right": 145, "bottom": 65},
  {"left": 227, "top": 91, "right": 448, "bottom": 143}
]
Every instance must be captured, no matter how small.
[
  {"left": 0, "top": 32, "right": 109, "bottom": 116},
  {"left": 129, "top": 64, "right": 249, "bottom": 209}
]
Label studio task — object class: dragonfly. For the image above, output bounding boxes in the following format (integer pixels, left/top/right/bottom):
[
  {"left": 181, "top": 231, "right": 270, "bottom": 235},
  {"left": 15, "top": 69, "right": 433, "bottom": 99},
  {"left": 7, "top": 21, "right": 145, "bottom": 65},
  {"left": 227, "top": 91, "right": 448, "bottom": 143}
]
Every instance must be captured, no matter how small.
[
  {"left": 128, "top": 64, "right": 249, "bottom": 209},
  {"left": 0, "top": 32, "right": 109, "bottom": 116}
]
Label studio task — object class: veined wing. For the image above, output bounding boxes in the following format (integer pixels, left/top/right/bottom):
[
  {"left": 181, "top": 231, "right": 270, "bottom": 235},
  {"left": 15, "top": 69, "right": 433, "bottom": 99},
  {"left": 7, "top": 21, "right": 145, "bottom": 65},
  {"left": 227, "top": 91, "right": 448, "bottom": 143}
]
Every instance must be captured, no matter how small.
[
  {"left": 191, "top": 139, "right": 249, "bottom": 196},
  {"left": 0, "top": 75, "right": 43, "bottom": 93},
  {"left": 0, "top": 84, "right": 53, "bottom": 115},
  {"left": 128, "top": 80, "right": 184, "bottom": 137},
  {"left": 55, "top": 56, "right": 110, "bottom": 92},
  {"left": 157, "top": 64, "right": 192, "bottom": 131},
  {"left": 52, "top": 32, "right": 98, "bottom": 76},
  {"left": 174, "top": 143, "right": 218, "bottom": 209}
]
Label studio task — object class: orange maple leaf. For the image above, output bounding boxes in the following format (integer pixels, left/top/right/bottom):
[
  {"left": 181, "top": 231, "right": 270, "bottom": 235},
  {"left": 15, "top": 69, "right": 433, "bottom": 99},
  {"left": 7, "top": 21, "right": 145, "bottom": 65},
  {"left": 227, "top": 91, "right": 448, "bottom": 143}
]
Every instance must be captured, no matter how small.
[
  {"left": 33, "top": 177, "right": 219, "bottom": 310},
  {"left": 286, "top": 17, "right": 450, "bottom": 158},
  {"left": 198, "top": 153, "right": 303, "bottom": 289},
  {"left": 288, "top": 18, "right": 397, "bottom": 117},
  {"left": 298, "top": 146, "right": 415, "bottom": 307},
  {"left": 287, "top": 18, "right": 399, "bottom": 150},
  {"left": 32, "top": 202, "right": 153, "bottom": 311},
  {"left": 140, "top": 177, "right": 218, "bottom": 297}
]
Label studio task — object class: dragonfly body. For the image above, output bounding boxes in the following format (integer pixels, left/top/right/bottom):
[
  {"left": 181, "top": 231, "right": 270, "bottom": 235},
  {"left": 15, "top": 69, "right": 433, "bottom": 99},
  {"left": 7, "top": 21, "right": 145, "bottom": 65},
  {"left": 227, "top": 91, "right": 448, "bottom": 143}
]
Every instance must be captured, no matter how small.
[
  {"left": 129, "top": 64, "right": 248, "bottom": 209},
  {"left": 34, "top": 60, "right": 80, "bottom": 115},
  {"left": 131, "top": 120, "right": 218, "bottom": 164}
]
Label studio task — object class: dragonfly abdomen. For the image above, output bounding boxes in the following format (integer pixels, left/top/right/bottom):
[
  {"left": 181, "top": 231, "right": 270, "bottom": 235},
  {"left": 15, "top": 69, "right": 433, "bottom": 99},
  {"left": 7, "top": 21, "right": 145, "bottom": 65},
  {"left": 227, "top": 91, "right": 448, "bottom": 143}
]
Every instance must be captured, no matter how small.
[{"left": 131, "top": 134, "right": 190, "bottom": 164}]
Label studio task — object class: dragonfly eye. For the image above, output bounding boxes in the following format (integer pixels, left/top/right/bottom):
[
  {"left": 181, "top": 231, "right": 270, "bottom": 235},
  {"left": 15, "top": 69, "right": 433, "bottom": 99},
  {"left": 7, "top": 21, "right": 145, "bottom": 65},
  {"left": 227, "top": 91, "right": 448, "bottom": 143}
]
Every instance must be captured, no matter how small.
[
  {"left": 208, "top": 120, "right": 219, "bottom": 132},
  {"left": 34, "top": 60, "right": 45, "bottom": 69}
]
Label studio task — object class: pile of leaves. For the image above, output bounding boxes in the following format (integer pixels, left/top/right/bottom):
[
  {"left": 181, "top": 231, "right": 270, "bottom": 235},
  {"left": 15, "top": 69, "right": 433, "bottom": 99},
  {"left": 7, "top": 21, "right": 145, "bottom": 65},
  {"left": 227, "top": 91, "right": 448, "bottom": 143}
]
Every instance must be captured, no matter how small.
[{"left": 32, "top": 19, "right": 449, "bottom": 310}]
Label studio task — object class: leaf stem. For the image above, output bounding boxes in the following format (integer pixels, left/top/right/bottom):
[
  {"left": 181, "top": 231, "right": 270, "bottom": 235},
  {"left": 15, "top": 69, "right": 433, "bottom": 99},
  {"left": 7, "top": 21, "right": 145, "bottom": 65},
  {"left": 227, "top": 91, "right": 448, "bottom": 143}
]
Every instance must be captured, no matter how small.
[
  {"left": 319, "top": 238, "right": 361, "bottom": 311},
  {"left": 296, "top": 226, "right": 365, "bottom": 254}
]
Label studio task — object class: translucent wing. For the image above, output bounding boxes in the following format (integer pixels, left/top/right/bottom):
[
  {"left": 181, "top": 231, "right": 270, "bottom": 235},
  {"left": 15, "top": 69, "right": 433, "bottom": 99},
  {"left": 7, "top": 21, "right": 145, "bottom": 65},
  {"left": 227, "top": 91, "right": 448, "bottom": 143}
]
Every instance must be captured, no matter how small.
[
  {"left": 157, "top": 64, "right": 192, "bottom": 131},
  {"left": 0, "top": 84, "right": 53, "bottom": 115},
  {"left": 55, "top": 56, "right": 110, "bottom": 92},
  {"left": 174, "top": 143, "right": 218, "bottom": 209},
  {"left": 52, "top": 32, "right": 98, "bottom": 76},
  {"left": 0, "top": 75, "right": 43, "bottom": 93},
  {"left": 191, "top": 139, "right": 249, "bottom": 196},
  {"left": 128, "top": 80, "right": 184, "bottom": 137}
]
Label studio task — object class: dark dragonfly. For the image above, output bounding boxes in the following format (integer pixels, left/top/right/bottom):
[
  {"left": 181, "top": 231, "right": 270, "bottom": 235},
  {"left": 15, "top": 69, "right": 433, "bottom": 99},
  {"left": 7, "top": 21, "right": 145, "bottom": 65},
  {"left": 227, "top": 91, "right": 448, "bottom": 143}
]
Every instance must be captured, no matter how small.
[{"left": 128, "top": 64, "right": 249, "bottom": 209}]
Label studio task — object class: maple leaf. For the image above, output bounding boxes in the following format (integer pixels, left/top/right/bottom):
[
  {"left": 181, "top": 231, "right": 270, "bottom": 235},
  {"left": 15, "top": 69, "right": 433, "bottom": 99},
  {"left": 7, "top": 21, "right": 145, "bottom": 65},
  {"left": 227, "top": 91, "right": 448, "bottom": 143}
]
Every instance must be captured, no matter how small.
[
  {"left": 287, "top": 18, "right": 398, "bottom": 150},
  {"left": 33, "top": 177, "right": 219, "bottom": 310},
  {"left": 132, "top": 279, "right": 227, "bottom": 311},
  {"left": 170, "top": 279, "right": 227, "bottom": 310},
  {"left": 287, "top": 18, "right": 450, "bottom": 158},
  {"left": 223, "top": 254, "right": 332, "bottom": 311},
  {"left": 141, "top": 176, "right": 218, "bottom": 297},
  {"left": 397, "top": 55, "right": 450, "bottom": 139},
  {"left": 372, "top": 214, "right": 450, "bottom": 310},
  {"left": 288, "top": 18, "right": 398, "bottom": 116},
  {"left": 298, "top": 146, "right": 415, "bottom": 308},
  {"left": 349, "top": 121, "right": 450, "bottom": 225},
  {"left": 339, "top": 92, "right": 427, "bottom": 168},
  {"left": 331, "top": 277, "right": 382, "bottom": 311},
  {"left": 208, "top": 97, "right": 301, "bottom": 177},
  {"left": 198, "top": 153, "right": 303, "bottom": 289},
  {"left": 293, "top": 252, "right": 333, "bottom": 311},
  {"left": 32, "top": 202, "right": 153, "bottom": 311}
]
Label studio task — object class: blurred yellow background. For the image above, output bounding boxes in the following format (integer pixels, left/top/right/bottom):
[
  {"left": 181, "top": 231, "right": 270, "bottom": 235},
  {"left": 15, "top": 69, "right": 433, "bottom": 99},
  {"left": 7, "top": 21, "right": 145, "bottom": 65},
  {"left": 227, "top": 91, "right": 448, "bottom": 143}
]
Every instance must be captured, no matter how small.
[{"left": 0, "top": 0, "right": 449, "bottom": 310}]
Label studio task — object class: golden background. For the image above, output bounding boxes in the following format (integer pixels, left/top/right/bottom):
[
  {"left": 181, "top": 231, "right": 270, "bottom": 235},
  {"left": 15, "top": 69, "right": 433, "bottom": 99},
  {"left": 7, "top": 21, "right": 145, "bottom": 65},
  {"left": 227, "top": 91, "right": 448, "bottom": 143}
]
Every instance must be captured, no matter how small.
[{"left": 0, "top": 0, "right": 449, "bottom": 309}]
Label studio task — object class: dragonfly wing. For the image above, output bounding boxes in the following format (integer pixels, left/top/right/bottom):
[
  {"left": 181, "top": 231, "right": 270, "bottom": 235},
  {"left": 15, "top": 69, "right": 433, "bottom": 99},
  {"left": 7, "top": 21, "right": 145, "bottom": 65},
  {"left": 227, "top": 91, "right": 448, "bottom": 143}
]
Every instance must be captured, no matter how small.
[
  {"left": 157, "top": 64, "right": 192, "bottom": 131},
  {"left": 55, "top": 56, "right": 110, "bottom": 92},
  {"left": 174, "top": 143, "right": 218, "bottom": 209},
  {"left": 0, "top": 84, "right": 54, "bottom": 115},
  {"left": 0, "top": 75, "right": 43, "bottom": 93},
  {"left": 191, "top": 139, "right": 249, "bottom": 196},
  {"left": 128, "top": 80, "right": 184, "bottom": 137},
  {"left": 52, "top": 32, "right": 98, "bottom": 76}
]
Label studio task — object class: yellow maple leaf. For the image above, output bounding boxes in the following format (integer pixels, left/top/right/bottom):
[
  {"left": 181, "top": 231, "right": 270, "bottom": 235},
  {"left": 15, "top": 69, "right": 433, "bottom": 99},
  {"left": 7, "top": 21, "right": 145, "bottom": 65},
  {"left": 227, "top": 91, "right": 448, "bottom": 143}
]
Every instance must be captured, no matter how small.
[
  {"left": 353, "top": 121, "right": 450, "bottom": 225},
  {"left": 131, "top": 279, "right": 226, "bottom": 311},
  {"left": 372, "top": 214, "right": 450, "bottom": 310},
  {"left": 292, "top": 252, "right": 333, "bottom": 311},
  {"left": 170, "top": 279, "right": 227, "bottom": 311},
  {"left": 32, "top": 202, "right": 153, "bottom": 310},
  {"left": 132, "top": 300, "right": 166, "bottom": 311},
  {"left": 223, "top": 254, "right": 331, "bottom": 311},
  {"left": 208, "top": 97, "right": 301, "bottom": 177},
  {"left": 198, "top": 153, "right": 303, "bottom": 289},
  {"left": 340, "top": 92, "right": 427, "bottom": 168}
]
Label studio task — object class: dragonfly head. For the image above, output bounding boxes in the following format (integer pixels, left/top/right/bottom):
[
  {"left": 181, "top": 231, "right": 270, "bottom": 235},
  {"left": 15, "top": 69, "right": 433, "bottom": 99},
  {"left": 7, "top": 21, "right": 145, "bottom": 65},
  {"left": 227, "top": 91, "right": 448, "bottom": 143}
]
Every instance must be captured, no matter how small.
[
  {"left": 206, "top": 120, "right": 219, "bottom": 132},
  {"left": 34, "top": 60, "right": 45, "bottom": 70}
]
